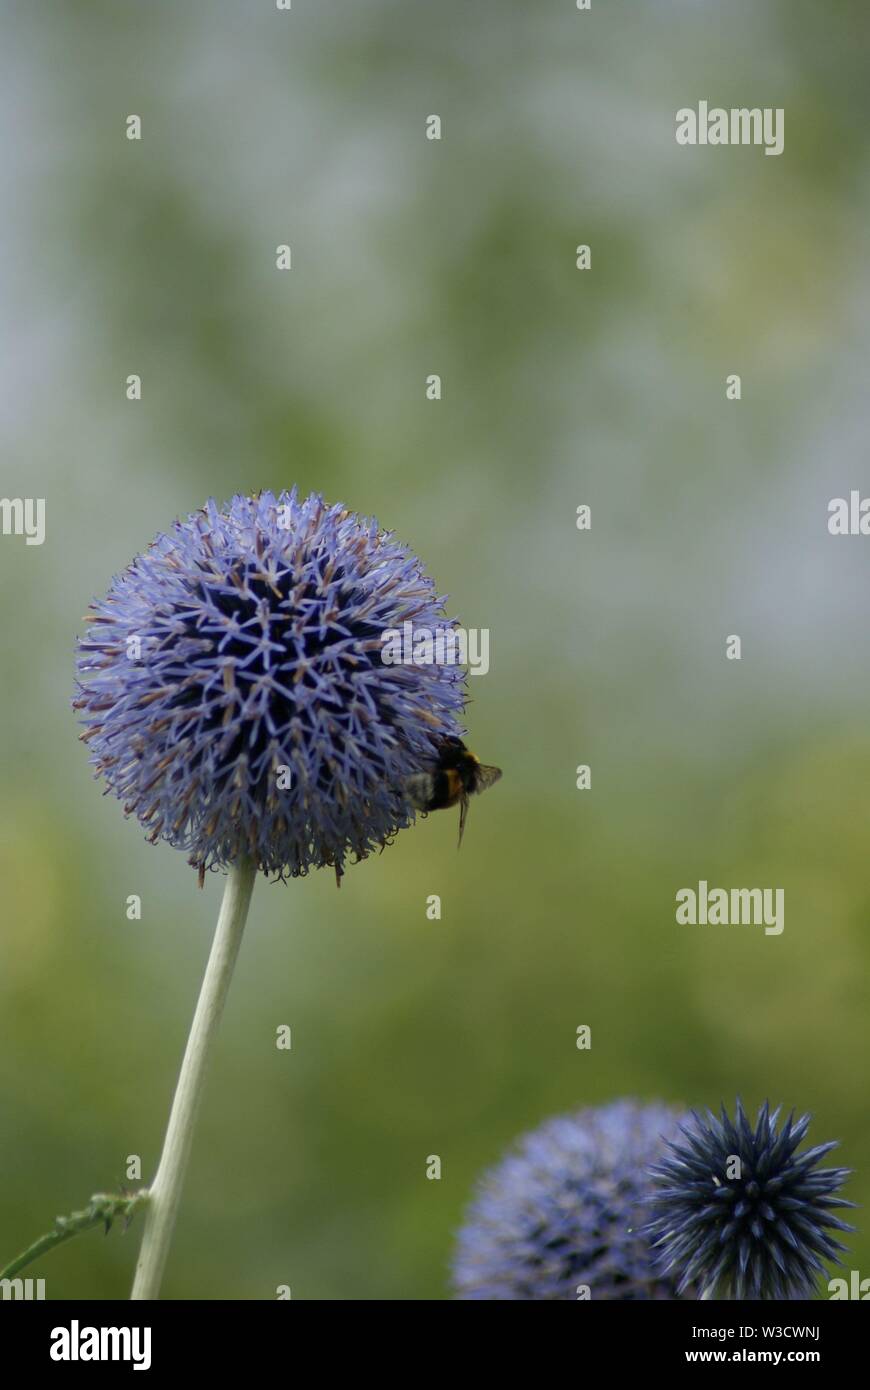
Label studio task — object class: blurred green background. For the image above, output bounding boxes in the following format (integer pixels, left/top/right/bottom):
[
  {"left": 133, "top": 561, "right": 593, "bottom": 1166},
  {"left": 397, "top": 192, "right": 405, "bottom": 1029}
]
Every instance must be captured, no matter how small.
[{"left": 2, "top": 0, "right": 869, "bottom": 1299}]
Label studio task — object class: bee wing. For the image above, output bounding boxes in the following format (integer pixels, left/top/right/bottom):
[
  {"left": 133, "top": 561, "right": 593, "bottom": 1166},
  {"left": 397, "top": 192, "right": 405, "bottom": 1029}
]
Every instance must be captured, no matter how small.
[
  {"left": 405, "top": 772, "right": 434, "bottom": 810},
  {"left": 472, "top": 763, "right": 502, "bottom": 795}
]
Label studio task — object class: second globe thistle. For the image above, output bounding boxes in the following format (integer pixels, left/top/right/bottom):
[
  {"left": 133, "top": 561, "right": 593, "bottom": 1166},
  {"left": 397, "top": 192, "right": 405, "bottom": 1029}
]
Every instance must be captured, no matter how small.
[
  {"left": 646, "top": 1099, "right": 854, "bottom": 1299},
  {"left": 453, "top": 1100, "right": 692, "bottom": 1300}
]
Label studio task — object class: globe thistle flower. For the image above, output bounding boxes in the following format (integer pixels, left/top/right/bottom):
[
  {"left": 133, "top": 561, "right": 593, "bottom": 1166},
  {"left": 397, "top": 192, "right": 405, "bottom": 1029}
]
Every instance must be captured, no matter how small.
[
  {"left": 74, "top": 489, "right": 466, "bottom": 883},
  {"left": 69, "top": 489, "right": 477, "bottom": 1300},
  {"left": 646, "top": 1099, "right": 854, "bottom": 1299},
  {"left": 453, "top": 1100, "right": 692, "bottom": 1300}
]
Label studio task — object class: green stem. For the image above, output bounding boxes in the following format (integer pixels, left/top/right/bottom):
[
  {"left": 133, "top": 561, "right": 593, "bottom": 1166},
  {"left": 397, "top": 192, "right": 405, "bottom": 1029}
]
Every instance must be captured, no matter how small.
[
  {"left": 130, "top": 857, "right": 257, "bottom": 1300},
  {"left": 0, "top": 1191, "right": 148, "bottom": 1281},
  {"left": 1, "top": 1230, "right": 76, "bottom": 1280}
]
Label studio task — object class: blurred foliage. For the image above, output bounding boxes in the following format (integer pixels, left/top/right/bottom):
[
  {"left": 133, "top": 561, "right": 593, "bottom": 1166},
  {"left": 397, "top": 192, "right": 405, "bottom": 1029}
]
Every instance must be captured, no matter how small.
[{"left": 1, "top": 0, "right": 869, "bottom": 1298}]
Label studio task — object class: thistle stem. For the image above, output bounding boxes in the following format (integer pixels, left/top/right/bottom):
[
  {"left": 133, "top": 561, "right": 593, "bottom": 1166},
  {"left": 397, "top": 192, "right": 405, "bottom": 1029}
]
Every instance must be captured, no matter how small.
[
  {"left": 1, "top": 1191, "right": 144, "bottom": 1280},
  {"left": 130, "top": 857, "right": 256, "bottom": 1300}
]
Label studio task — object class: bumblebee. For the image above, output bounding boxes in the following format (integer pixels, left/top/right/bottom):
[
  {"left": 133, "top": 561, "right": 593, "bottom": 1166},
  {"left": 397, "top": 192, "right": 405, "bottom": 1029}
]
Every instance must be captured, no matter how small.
[{"left": 406, "top": 736, "right": 502, "bottom": 846}]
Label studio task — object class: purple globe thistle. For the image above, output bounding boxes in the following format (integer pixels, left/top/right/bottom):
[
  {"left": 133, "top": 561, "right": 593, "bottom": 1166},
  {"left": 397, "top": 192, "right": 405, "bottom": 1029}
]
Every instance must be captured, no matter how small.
[
  {"left": 646, "top": 1099, "right": 854, "bottom": 1300},
  {"left": 74, "top": 490, "right": 466, "bottom": 882},
  {"left": 453, "top": 1100, "right": 693, "bottom": 1300}
]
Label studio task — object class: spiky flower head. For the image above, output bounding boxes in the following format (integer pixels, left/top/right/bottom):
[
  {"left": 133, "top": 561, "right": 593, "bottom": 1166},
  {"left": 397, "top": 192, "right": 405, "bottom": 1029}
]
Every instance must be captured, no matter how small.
[
  {"left": 74, "top": 490, "right": 466, "bottom": 881},
  {"left": 453, "top": 1100, "right": 692, "bottom": 1300},
  {"left": 646, "top": 1099, "right": 854, "bottom": 1299}
]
